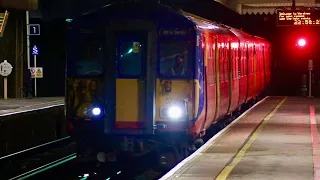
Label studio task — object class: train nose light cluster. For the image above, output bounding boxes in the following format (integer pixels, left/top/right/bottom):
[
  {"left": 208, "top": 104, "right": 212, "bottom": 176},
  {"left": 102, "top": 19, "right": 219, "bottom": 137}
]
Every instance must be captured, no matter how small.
[
  {"left": 92, "top": 107, "right": 102, "bottom": 116},
  {"left": 168, "top": 106, "right": 182, "bottom": 119}
]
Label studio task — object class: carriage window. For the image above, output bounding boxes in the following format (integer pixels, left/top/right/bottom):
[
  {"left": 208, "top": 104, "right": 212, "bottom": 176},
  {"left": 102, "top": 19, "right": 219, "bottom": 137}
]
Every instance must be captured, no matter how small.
[
  {"left": 219, "top": 48, "right": 224, "bottom": 82},
  {"left": 232, "top": 49, "right": 236, "bottom": 80},
  {"left": 224, "top": 47, "right": 229, "bottom": 82},
  {"left": 69, "top": 29, "right": 104, "bottom": 76},
  {"left": 238, "top": 48, "right": 241, "bottom": 77},
  {"left": 159, "top": 41, "right": 192, "bottom": 78},
  {"left": 242, "top": 47, "right": 246, "bottom": 77},
  {"left": 208, "top": 41, "right": 215, "bottom": 84},
  {"left": 118, "top": 41, "right": 142, "bottom": 77}
]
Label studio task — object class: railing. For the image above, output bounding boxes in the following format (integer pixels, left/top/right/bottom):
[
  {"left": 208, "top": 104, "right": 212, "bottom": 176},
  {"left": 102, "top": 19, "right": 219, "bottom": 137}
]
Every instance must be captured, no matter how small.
[{"left": 0, "top": 10, "right": 9, "bottom": 37}]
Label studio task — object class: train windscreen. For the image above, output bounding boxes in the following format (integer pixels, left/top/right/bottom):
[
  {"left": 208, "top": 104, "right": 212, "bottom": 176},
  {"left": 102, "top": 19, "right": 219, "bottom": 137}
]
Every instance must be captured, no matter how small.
[
  {"left": 67, "top": 28, "right": 104, "bottom": 77},
  {"left": 159, "top": 40, "right": 193, "bottom": 78}
]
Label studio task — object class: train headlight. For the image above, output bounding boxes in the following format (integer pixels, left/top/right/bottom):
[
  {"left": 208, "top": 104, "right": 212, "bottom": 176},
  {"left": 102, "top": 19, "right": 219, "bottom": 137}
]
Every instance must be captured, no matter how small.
[
  {"left": 92, "top": 107, "right": 102, "bottom": 116},
  {"left": 168, "top": 106, "right": 182, "bottom": 119}
]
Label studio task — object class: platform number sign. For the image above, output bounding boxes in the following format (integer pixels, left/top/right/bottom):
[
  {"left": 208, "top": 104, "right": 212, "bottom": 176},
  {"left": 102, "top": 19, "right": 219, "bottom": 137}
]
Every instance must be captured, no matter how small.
[{"left": 29, "top": 24, "right": 40, "bottom": 35}]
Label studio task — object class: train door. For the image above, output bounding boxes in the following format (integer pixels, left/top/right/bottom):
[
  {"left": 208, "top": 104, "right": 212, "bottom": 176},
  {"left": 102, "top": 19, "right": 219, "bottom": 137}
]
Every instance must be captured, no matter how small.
[
  {"left": 262, "top": 46, "right": 266, "bottom": 89},
  {"left": 114, "top": 32, "right": 152, "bottom": 133},
  {"left": 253, "top": 46, "right": 257, "bottom": 95},
  {"left": 245, "top": 43, "right": 249, "bottom": 102}
]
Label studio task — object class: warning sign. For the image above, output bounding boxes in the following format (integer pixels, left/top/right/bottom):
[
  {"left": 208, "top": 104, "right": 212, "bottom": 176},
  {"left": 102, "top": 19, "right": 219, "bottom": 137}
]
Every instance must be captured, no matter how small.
[
  {"left": 30, "top": 67, "right": 43, "bottom": 78},
  {"left": 36, "top": 68, "right": 43, "bottom": 78},
  {"left": 133, "top": 42, "right": 140, "bottom": 53}
]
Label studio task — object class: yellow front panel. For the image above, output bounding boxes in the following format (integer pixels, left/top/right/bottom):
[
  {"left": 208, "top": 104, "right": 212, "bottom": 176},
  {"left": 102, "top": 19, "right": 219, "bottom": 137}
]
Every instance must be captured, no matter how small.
[
  {"left": 116, "top": 79, "right": 140, "bottom": 122},
  {"left": 155, "top": 79, "right": 194, "bottom": 121}
]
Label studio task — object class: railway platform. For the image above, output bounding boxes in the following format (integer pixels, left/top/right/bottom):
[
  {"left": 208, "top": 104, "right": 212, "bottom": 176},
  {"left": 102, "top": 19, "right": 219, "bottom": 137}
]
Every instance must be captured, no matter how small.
[
  {"left": 0, "top": 97, "right": 63, "bottom": 115},
  {"left": 0, "top": 97, "right": 66, "bottom": 157},
  {"left": 160, "top": 96, "right": 320, "bottom": 180}
]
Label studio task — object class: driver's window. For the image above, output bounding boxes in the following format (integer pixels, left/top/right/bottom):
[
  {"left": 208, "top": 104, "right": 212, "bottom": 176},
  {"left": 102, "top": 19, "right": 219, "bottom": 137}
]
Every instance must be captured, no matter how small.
[
  {"left": 118, "top": 40, "right": 142, "bottom": 77},
  {"left": 73, "top": 28, "right": 104, "bottom": 76}
]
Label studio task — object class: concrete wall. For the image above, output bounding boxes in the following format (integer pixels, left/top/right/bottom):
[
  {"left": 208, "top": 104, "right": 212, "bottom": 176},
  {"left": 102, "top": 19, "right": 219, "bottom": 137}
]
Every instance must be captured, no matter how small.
[{"left": 0, "top": 105, "right": 67, "bottom": 156}]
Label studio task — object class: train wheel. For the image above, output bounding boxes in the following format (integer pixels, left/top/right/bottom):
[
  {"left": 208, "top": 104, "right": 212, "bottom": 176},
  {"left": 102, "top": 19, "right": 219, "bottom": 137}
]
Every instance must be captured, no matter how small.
[
  {"left": 194, "top": 138, "right": 204, "bottom": 149},
  {"left": 252, "top": 99, "right": 256, "bottom": 105},
  {"left": 218, "top": 121, "right": 226, "bottom": 130},
  {"left": 106, "top": 151, "right": 117, "bottom": 162},
  {"left": 226, "top": 115, "right": 234, "bottom": 124},
  {"left": 158, "top": 151, "right": 178, "bottom": 170},
  {"left": 240, "top": 104, "right": 248, "bottom": 113},
  {"left": 183, "top": 147, "right": 191, "bottom": 158},
  {"left": 231, "top": 115, "right": 236, "bottom": 122},
  {"left": 97, "top": 152, "right": 107, "bottom": 163}
]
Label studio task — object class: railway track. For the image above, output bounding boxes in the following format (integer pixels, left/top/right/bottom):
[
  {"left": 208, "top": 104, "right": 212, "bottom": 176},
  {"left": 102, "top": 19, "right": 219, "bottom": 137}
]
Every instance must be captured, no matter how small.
[
  {"left": 1, "top": 134, "right": 161, "bottom": 180},
  {"left": 1, "top": 136, "right": 75, "bottom": 180},
  {"left": 28, "top": 147, "right": 163, "bottom": 180}
]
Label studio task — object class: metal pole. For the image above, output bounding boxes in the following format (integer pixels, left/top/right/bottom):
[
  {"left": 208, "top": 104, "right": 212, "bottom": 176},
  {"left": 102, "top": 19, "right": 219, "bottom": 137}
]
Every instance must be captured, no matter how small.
[
  {"left": 4, "top": 77, "right": 7, "bottom": 100},
  {"left": 26, "top": 11, "right": 33, "bottom": 98},
  {"left": 26, "top": 11, "right": 30, "bottom": 69},
  {"left": 292, "top": 0, "right": 296, "bottom": 10},
  {"left": 34, "top": 55, "right": 37, "bottom": 97},
  {"left": 309, "top": 69, "right": 312, "bottom": 97}
]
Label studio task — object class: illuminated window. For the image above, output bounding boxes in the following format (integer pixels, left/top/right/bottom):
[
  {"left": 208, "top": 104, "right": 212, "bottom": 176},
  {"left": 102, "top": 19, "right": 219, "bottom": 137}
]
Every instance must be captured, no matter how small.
[
  {"left": 118, "top": 41, "right": 142, "bottom": 76},
  {"left": 159, "top": 41, "right": 192, "bottom": 78}
]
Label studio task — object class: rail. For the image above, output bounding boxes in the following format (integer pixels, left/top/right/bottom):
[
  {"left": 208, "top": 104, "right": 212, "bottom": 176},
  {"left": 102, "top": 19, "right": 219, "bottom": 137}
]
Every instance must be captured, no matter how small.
[
  {"left": 0, "top": 136, "right": 72, "bottom": 165},
  {"left": 1, "top": 136, "right": 75, "bottom": 180},
  {"left": 10, "top": 153, "right": 77, "bottom": 180}
]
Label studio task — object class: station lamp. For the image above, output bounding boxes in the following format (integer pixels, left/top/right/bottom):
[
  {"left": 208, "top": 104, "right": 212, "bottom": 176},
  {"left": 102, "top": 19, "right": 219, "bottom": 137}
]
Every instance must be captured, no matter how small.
[
  {"left": 297, "top": 38, "right": 306, "bottom": 47},
  {"left": 65, "top": 19, "right": 73, "bottom": 23}
]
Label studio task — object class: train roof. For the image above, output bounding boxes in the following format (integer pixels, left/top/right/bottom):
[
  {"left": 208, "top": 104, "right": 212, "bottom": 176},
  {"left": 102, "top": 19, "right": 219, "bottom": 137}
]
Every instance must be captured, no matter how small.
[
  {"left": 227, "top": 27, "right": 257, "bottom": 42},
  {"left": 181, "top": 11, "right": 233, "bottom": 35},
  {"left": 73, "top": 2, "right": 269, "bottom": 44},
  {"left": 178, "top": 8, "right": 269, "bottom": 44},
  {"left": 253, "top": 36, "right": 270, "bottom": 46}
]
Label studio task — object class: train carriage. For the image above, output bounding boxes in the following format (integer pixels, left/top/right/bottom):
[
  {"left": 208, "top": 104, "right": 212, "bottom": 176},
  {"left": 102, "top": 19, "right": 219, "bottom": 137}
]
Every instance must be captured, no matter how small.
[{"left": 65, "top": 2, "right": 271, "bottom": 164}]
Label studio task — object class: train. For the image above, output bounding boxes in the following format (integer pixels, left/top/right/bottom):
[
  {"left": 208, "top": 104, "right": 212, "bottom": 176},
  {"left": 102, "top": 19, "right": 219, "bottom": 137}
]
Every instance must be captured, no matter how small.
[{"left": 65, "top": 2, "right": 271, "bottom": 165}]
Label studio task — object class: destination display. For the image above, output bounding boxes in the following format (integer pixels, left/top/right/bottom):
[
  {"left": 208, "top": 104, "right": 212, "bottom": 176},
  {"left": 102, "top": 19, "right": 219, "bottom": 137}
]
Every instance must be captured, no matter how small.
[
  {"left": 277, "top": 10, "right": 320, "bottom": 26},
  {"left": 161, "top": 29, "right": 187, "bottom": 35}
]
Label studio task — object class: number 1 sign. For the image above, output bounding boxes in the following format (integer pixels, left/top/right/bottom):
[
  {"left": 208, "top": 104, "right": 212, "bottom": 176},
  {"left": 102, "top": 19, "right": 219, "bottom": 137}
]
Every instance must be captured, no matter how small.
[{"left": 29, "top": 24, "right": 40, "bottom": 35}]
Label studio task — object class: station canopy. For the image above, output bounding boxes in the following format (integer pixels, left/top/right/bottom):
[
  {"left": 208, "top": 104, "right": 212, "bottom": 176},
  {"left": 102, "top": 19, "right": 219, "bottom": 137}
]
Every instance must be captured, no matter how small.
[{"left": 216, "top": 0, "right": 320, "bottom": 15}]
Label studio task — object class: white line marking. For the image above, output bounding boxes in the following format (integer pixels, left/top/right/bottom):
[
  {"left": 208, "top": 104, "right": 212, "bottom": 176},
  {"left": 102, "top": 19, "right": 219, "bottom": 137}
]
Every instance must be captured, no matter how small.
[
  {"left": 309, "top": 106, "right": 320, "bottom": 180},
  {"left": 0, "top": 103, "right": 64, "bottom": 117}
]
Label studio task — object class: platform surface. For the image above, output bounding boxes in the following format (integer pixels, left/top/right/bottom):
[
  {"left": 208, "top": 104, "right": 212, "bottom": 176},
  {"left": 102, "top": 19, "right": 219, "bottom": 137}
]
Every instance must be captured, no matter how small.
[
  {"left": 0, "top": 97, "right": 64, "bottom": 115},
  {"left": 160, "top": 96, "right": 320, "bottom": 180}
]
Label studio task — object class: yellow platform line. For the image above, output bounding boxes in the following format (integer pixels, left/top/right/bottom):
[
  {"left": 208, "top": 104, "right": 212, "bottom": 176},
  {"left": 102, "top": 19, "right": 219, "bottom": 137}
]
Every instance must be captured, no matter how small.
[{"left": 216, "top": 96, "right": 287, "bottom": 180}]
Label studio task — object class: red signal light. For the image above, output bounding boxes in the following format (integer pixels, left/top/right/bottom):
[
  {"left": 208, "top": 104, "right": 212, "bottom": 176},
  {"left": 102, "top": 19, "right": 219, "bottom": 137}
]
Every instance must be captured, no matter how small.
[{"left": 297, "top": 38, "right": 306, "bottom": 47}]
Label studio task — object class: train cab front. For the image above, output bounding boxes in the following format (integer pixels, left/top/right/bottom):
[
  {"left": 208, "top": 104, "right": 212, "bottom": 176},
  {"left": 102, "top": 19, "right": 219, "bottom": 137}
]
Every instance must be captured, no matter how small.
[
  {"left": 65, "top": 77, "right": 106, "bottom": 158},
  {"left": 65, "top": 23, "right": 108, "bottom": 159},
  {"left": 64, "top": 3, "right": 205, "bottom": 161}
]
